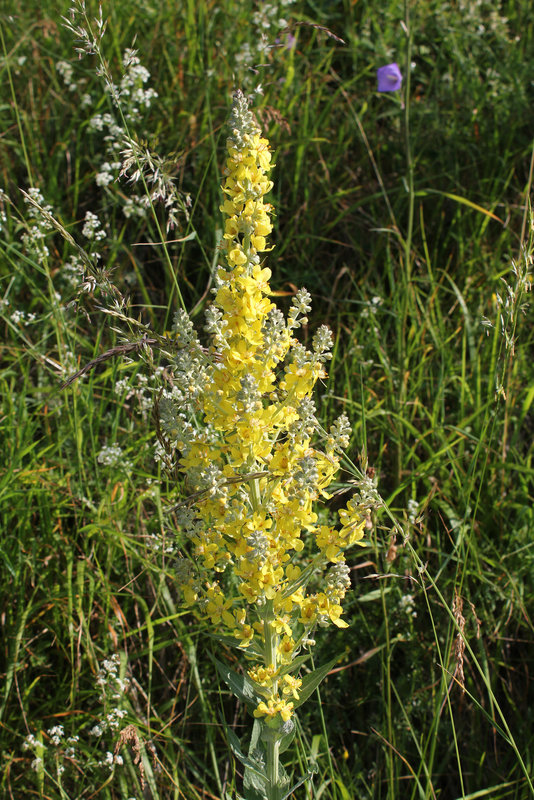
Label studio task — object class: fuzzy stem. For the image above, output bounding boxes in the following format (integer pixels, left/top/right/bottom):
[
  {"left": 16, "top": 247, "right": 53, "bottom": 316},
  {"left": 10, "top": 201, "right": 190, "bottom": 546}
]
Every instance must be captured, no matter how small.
[
  {"left": 266, "top": 736, "right": 280, "bottom": 800},
  {"left": 263, "top": 609, "right": 280, "bottom": 799}
]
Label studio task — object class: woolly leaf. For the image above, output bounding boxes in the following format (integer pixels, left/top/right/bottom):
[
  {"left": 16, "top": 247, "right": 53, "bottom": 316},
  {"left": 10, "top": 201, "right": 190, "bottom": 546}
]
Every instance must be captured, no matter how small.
[
  {"left": 276, "top": 654, "right": 310, "bottom": 679},
  {"left": 280, "top": 561, "right": 318, "bottom": 599},
  {"left": 226, "top": 727, "right": 266, "bottom": 780},
  {"left": 248, "top": 717, "right": 264, "bottom": 756},
  {"left": 278, "top": 718, "right": 297, "bottom": 754},
  {"left": 279, "top": 768, "right": 317, "bottom": 800},
  {"left": 208, "top": 632, "right": 264, "bottom": 658},
  {"left": 210, "top": 654, "right": 262, "bottom": 708},
  {"left": 292, "top": 655, "right": 340, "bottom": 709},
  {"left": 243, "top": 752, "right": 268, "bottom": 800}
]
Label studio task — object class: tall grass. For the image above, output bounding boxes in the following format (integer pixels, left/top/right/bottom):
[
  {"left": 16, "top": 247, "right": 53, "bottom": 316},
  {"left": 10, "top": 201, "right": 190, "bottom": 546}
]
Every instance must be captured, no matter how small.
[{"left": 1, "top": 0, "right": 533, "bottom": 798}]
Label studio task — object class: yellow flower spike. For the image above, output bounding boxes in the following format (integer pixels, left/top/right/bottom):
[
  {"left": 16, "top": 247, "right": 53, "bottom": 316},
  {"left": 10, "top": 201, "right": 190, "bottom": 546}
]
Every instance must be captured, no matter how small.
[{"left": 166, "top": 94, "right": 375, "bottom": 794}]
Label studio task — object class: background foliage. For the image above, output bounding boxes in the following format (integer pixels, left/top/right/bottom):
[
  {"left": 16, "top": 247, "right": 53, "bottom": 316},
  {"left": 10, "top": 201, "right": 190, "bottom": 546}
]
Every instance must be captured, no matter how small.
[{"left": 1, "top": 1, "right": 533, "bottom": 798}]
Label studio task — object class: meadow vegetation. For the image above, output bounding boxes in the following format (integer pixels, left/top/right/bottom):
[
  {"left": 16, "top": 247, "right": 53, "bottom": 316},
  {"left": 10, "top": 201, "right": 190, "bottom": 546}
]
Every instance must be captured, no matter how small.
[{"left": 0, "top": 1, "right": 533, "bottom": 798}]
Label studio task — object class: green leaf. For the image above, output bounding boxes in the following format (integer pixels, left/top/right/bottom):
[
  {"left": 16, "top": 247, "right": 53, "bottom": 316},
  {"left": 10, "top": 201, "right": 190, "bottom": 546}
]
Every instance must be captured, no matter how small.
[
  {"left": 243, "top": 754, "right": 268, "bottom": 800},
  {"left": 210, "top": 654, "right": 262, "bottom": 708},
  {"left": 278, "top": 718, "right": 297, "bottom": 754},
  {"left": 279, "top": 769, "right": 316, "bottom": 800},
  {"left": 226, "top": 727, "right": 266, "bottom": 780},
  {"left": 415, "top": 188, "right": 503, "bottom": 222},
  {"left": 241, "top": 783, "right": 267, "bottom": 800},
  {"left": 280, "top": 561, "right": 318, "bottom": 599},
  {"left": 208, "top": 632, "right": 264, "bottom": 658},
  {"left": 293, "top": 655, "right": 340, "bottom": 709},
  {"left": 521, "top": 383, "right": 534, "bottom": 416},
  {"left": 358, "top": 586, "right": 392, "bottom": 603},
  {"left": 276, "top": 654, "right": 310, "bottom": 678},
  {"left": 248, "top": 717, "right": 264, "bottom": 757},
  {"left": 334, "top": 778, "right": 354, "bottom": 800}
]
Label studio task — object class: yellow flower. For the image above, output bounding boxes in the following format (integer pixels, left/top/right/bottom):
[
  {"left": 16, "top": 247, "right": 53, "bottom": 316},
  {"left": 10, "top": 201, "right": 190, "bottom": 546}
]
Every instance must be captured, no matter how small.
[
  {"left": 253, "top": 697, "right": 294, "bottom": 722},
  {"left": 248, "top": 664, "right": 278, "bottom": 687},
  {"left": 338, "top": 498, "right": 366, "bottom": 545},
  {"left": 278, "top": 635, "right": 295, "bottom": 664},
  {"left": 228, "top": 247, "right": 248, "bottom": 267},
  {"left": 205, "top": 584, "right": 235, "bottom": 628},
  {"left": 299, "top": 598, "right": 317, "bottom": 626},
  {"left": 282, "top": 674, "right": 302, "bottom": 700}
]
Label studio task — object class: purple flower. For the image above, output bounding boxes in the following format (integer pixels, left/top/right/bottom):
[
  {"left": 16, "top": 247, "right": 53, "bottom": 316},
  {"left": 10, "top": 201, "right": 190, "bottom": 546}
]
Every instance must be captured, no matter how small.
[
  {"left": 377, "top": 63, "right": 402, "bottom": 92},
  {"left": 284, "top": 32, "right": 297, "bottom": 50}
]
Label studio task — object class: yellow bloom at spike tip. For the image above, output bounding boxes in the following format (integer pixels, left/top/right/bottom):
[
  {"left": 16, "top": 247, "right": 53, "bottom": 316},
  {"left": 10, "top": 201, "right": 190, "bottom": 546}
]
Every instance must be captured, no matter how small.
[{"left": 160, "top": 90, "right": 378, "bottom": 729}]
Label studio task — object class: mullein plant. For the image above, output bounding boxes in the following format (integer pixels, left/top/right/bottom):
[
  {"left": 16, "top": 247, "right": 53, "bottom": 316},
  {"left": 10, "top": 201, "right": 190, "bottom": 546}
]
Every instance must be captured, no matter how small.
[{"left": 160, "top": 90, "right": 370, "bottom": 800}]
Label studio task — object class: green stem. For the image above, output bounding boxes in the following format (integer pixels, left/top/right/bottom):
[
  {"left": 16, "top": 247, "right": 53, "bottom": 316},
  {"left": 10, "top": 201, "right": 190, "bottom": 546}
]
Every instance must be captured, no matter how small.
[
  {"left": 250, "top": 473, "right": 262, "bottom": 514},
  {"left": 263, "top": 610, "right": 280, "bottom": 799},
  {"left": 403, "top": 0, "right": 414, "bottom": 282},
  {"left": 266, "top": 737, "right": 280, "bottom": 799},
  {"left": 397, "top": 1, "right": 414, "bottom": 488}
]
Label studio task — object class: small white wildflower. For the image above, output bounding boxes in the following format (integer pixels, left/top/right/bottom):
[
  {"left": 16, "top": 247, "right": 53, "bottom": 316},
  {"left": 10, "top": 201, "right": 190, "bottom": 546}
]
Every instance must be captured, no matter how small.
[
  {"left": 96, "top": 162, "right": 116, "bottom": 186},
  {"left": 31, "top": 757, "right": 43, "bottom": 771},
  {"left": 399, "top": 594, "right": 416, "bottom": 617},
  {"left": 82, "top": 211, "right": 106, "bottom": 241},
  {"left": 47, "top": 724, "right": 64, "bottom": 746},
  {"left": 407, "top": 498, "right": 419, "bottom": 524},
  {"left": 122, "top": 196, "right": 147, "bottom": 218},
  {"left": 114, "top": 678, "right": 129, "bottom": 695},
  {"left": 88, "top": 114, "right": 105, "bottom": 132},
  {"left": 56, "top": 60, "right": 76, "bottom": 90},
  {"left": 107, "top": 708, "right": 127, "bottom": 729},
  {"left": 90, "top": 724, "right": 103, "bottom": 736},
  {"left": 102, "top": 655, "right": 120, "bottom": 673},
  {"left": 23, "top": 733, "right": 40, "bottom": 751},
  {"left": 25, "top": 187, "right": 48, "bottom": 208},
  {"left": 97, "top": 444, "right": 132, "bottom": 471},
  {"left": 114, "top": 378, "right": 131, "bottom": 396}
]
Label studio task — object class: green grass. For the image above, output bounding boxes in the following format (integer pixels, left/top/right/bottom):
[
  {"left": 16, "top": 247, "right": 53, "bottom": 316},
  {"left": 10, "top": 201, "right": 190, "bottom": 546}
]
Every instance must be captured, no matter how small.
[{"left": 1, "top": 0, "right": 533, "bottom": 798}]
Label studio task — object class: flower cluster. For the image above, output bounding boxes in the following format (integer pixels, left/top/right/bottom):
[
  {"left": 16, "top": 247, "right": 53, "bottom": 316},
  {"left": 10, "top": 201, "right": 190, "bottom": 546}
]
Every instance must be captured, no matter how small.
[
  {"left": 62, "top": 4, "right": 190, "bottom": 230},
  {"left": 233, "top": 0, "right": 296, "bottom": 89},
  {"left": 21, "top": 187, "right": 54, "bottom": 264},
  {"left": 163, "top": 91, "right": 367, "bottom": 727},
  {"left": 97, "top": 444, "right": 133, "bottom": 472},
  {"left": 21, "top": 654, "right": 129, "bottom": 782}
]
